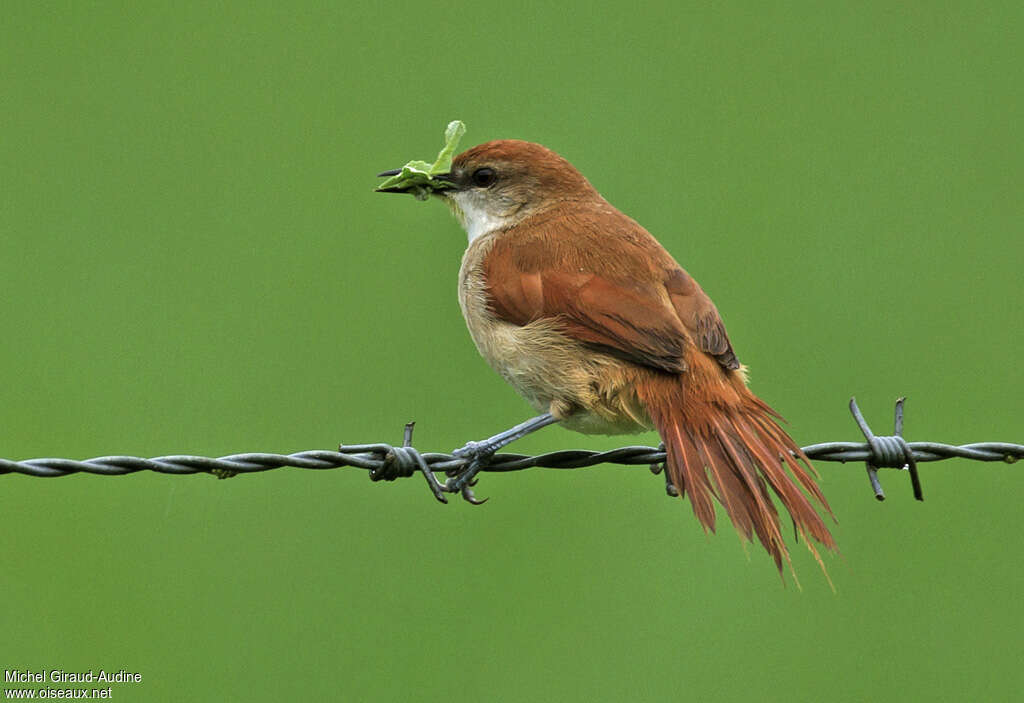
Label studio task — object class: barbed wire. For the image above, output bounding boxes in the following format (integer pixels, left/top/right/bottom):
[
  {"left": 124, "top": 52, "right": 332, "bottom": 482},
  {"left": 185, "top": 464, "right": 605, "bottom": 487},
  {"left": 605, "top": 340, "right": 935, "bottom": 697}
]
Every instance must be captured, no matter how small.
[{"left": 1, "top": 398, "right": 1019, "bottom": 502}]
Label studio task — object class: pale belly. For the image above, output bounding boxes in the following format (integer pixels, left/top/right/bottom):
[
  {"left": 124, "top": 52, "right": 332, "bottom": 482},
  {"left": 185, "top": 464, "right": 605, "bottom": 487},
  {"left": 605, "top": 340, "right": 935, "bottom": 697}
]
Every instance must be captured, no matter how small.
[{"left": 475, "top": 318, "right": 652, "bottom": 435}]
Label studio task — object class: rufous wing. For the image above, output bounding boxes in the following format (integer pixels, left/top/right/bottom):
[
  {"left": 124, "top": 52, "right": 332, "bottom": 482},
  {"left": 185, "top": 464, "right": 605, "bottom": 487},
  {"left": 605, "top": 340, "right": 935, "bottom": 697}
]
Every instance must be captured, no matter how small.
[{"left": 481, "top": 206, "right": 739, "bottom": 374}]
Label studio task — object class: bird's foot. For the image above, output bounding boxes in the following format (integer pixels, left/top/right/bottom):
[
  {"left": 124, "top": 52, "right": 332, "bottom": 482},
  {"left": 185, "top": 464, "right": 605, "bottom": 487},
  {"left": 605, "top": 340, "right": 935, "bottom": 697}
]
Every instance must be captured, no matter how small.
[
  {"left": 444, "top": 440, "right": 497, "bottom": 505},
  {"left": 664, "top": 477, "right": 679, "bottom": 497},
  {"left": 439, "top": 415, "right": 558, "bottom": 504},
  {"left": 648, "top": 443, "right": 677, "bottom": 496}
]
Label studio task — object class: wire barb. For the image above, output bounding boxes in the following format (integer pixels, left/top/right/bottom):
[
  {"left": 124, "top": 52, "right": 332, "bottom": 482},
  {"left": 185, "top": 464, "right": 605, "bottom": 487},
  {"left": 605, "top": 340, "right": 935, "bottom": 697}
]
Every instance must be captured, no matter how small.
[
  {"left": 848, "top": 397, "right": 922, "bottom": 501},
  {"left": 365, "top": 422, "right": 448, "bottom": 503},
  {"left": 1, "top": 399, "right": 1020, "bottom": 505}
]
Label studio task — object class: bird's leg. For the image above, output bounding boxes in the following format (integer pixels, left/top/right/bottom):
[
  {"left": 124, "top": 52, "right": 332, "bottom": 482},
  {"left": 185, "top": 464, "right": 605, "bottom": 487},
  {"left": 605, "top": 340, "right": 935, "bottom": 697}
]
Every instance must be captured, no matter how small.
[{"left": 446, "top": 413, "right": 559, "bottom": 503}]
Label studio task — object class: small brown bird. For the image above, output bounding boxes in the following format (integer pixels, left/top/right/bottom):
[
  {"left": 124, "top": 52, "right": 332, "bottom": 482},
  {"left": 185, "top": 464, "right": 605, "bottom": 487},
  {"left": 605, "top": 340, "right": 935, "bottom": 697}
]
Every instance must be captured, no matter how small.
[{"left": 379, "top": 139, "right": 835, "bottom": 575}]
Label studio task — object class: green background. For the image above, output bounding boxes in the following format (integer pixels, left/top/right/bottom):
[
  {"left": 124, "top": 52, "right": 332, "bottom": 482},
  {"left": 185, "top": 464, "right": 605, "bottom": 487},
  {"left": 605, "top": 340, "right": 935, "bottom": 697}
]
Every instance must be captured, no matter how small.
[{"left": 3, "top": 2, "right": 1021, "bottom": 701}]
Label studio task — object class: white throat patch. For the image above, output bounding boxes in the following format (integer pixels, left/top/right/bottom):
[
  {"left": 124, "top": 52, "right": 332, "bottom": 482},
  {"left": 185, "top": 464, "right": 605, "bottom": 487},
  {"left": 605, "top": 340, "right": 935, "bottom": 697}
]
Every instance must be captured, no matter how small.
[{"left": 447, "top": 191, "right": 510, "bottom": 243}]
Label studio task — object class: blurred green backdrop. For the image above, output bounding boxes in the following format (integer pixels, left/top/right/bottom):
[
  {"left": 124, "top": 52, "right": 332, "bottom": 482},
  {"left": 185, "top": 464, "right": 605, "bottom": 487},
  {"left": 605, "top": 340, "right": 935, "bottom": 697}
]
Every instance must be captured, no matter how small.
[{"left": 3, "top": 2, "right": 1022, "bottom": 701}]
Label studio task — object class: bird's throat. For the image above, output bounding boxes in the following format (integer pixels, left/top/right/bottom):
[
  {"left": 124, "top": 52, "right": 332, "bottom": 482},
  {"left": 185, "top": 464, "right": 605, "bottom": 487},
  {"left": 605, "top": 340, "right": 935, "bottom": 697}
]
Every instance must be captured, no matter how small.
[{"left": 445, "top": 192, "right": 516, "bottom": 243}]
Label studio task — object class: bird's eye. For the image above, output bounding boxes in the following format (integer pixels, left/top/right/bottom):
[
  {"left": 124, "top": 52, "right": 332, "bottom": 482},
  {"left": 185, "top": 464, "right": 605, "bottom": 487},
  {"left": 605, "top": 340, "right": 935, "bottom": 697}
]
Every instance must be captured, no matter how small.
[{"left": 471, "top": 167, "right": 497, "bottom": 188}]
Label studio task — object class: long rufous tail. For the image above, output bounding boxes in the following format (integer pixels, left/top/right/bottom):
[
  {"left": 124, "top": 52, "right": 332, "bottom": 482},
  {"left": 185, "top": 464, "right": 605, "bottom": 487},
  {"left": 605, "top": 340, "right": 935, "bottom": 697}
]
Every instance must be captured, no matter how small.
[{"left": 637, "top": 355, "right": 836, "bottom": 579}]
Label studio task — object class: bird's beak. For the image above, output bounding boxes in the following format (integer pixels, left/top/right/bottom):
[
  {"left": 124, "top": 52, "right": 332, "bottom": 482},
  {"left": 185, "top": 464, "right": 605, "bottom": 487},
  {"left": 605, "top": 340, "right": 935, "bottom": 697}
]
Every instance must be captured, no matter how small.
[{"left": 374, "top": 170, "right": 456, "bottom": 194}]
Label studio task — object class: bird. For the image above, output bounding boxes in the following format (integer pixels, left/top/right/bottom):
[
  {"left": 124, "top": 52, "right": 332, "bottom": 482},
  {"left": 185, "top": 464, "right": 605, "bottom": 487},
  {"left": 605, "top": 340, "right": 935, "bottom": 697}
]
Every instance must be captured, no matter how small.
[{"left": 378, "top": 138, "right": 836, "bottom": 576}]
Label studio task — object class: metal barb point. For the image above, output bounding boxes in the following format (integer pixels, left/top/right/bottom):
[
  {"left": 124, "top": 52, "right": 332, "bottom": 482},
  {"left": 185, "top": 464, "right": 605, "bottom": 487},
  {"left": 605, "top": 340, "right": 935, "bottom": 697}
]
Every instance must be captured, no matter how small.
[
  {"left": 365, "top": 421, "right": 448, "bottom": 503},
  {"left": 849, "top": 397, "right": 924, "bottom": 502},
  {"left": 402, "top": 421, "right": 448, "bottom": 504}
]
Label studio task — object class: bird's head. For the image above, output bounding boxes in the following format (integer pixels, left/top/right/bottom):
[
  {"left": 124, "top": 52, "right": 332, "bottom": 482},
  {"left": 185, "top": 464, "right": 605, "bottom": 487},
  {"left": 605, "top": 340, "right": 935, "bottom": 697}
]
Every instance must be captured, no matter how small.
[
  {"left": 442, "top": 140, "right": 598, "bottom": 240},
  {"left": 379, "top": 139, "right": 599, "bottom": 241}
]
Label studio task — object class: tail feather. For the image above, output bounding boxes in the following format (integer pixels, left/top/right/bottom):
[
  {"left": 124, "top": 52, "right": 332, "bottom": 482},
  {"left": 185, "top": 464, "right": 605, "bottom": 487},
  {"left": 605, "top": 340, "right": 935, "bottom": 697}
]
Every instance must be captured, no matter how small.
[
  {"left": 638, "top": 366, "right": 837, "bottom": 579},
  {"left": 704, "top": 426, "right": 788, "bottom": 571},
  {"left": 695, "top": 427, "right": 752, "bottom": 536},
  {"left": 666, "top": 421, "right": 716, "bottom": 528},
  {"left": 712, "top": 416, "right": 790, "bottom": 567}
]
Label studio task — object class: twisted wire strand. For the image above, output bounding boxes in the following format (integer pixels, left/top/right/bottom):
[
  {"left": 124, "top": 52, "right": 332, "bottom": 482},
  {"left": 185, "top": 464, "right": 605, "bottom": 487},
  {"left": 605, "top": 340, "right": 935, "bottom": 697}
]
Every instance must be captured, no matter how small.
[
  {"left": 2, "top": 442, "right": 1019, "bottom": 479},
  {"left": 1, "top": 398, "right": 1019, "bottom": 500}
]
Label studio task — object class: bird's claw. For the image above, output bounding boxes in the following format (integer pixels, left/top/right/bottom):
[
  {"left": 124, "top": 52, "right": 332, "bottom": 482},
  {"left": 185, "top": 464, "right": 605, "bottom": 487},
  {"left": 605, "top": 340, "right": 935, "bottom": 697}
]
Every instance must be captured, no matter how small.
[
  {"left": 443, "top": 440, "right": 497, "bottom": 505},
  {"left": 649, "top": 444, "right": 676, "bottom": 497},
  {"left": 443, "top": 460, "right": 490, "bottom": 504},
  {"left": 459, "top": 481, "right": 488, "bottom": 505}
]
